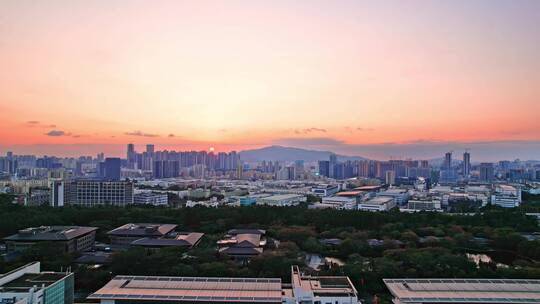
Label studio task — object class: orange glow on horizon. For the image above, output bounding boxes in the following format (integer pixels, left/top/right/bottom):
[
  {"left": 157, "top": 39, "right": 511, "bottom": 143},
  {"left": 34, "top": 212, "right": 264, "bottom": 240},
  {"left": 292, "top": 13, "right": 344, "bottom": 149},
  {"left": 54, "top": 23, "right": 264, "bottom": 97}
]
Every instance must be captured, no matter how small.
[{"left": 0, "top": 1, "right": 539, "bottom": 157}]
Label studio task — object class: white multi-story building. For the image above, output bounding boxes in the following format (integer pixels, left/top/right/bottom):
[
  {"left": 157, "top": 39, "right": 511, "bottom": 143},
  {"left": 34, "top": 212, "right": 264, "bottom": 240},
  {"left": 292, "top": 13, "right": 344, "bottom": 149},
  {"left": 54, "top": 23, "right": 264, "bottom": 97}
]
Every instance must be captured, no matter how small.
[
  {"left": 257, "top": 194, "right": 306, "bottom": 206},
  {"left": 491, "top": 184, "right": 521, "bottom": 208},
  {"left": 358, "top": 196, "right": 396, "bottom": 212},
  {"left": 321, "top": 196, "right": 357, "bottom": 210},
  {"left": 0, "top": 262, "right": 74, "bottom": 304},
  {"left": 311, "top": 184, "right": 339, "bottom": 197},
  {"left": 59, "top": 180, "right": 134, "bottom": 207},
  {"left": 429, "top": 185, "right": 453, "bottom": 195},
  {"left": 406, "top": 198, "right": 442, "bottom": 211},
  {"left": 377, "top": 188, "right": 410, "bottom": 206},
  {"left": 133, "top": 192, "right": 168, "bottom": 206}
]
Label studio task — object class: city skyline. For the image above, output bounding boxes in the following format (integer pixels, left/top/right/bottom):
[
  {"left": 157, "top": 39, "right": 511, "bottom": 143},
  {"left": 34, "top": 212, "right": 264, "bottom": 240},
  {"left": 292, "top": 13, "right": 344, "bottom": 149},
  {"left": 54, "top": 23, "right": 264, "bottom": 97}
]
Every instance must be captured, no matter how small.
[
  {"left": 1, "top": 1, "right": 539, "bottom": 160},
  {"left": 2, "top": 2, "right": 540, "bottom": 301},
  {"left": 2, "top": 141, "right": 540, "bottom": 163}
]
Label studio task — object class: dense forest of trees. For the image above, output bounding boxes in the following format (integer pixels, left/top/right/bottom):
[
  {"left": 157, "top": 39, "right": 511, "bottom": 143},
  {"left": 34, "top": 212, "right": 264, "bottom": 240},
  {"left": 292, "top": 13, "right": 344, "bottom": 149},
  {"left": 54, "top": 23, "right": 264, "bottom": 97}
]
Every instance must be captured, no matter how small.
[{"left": 1, "top": 193, "right": 540, "bottom": 303}]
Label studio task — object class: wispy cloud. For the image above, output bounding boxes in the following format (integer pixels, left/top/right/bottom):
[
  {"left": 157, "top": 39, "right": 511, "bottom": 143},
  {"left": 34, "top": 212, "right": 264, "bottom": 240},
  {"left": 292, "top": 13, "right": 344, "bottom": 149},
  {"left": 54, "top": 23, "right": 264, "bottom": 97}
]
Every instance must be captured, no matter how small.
[
  {"left": 124, "top": 130, "right": 159, "bottom": 137},
  {"left": 294, "top": 128, "right": 327, "bottom": 135},
  {"left": 44, "top": 129, "right": 83, "bottom": 138},
  {"left": 26, "top": 121, "right": 57, "bottom": 128},
  {"left": 274, "top": 137, "right": 345, "bottom": 146},
  {"left": 45, "top": 130, "right": 70, "bottom": 137}
]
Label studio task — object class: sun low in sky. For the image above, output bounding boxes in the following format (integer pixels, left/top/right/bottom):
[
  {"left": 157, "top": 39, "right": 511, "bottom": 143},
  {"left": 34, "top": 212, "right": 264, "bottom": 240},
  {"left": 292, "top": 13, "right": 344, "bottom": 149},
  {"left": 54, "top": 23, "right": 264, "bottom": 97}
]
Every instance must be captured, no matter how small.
[{"left": 0, "top": 1, "right": 539, "bottom": 160}]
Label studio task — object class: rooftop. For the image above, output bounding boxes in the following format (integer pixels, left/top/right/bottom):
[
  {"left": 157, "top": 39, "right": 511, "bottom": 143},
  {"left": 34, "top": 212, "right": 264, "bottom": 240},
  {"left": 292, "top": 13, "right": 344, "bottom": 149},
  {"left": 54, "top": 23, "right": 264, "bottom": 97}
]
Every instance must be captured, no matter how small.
[
  {"left": 88, "top": 275, "right": 283, "bottom": 303},
  {"left": 384, "top": 278, "right": 540, "bottom": 303},
  {"left": 259, "top": 194, "right": 304, "bottom": 201},
  {"left": 134, "top": 192, "right": 168, "bottom": 197},
  {"left": 497, "top": 184, "right": 518, "bottom": 191},
  {"left": 3, "top": 226, "right": 97, "bottom": 241},
  {"left": 312, "top": 184, "right": 339, "bottom": 189},
  {"left": 235, "top": 234, "right": 261, "bottom": 247},
  {"left": 1, "top": 273, "right": 68, "bottom": 290},
  {"left": 131, "top": 232, "right": 204, "bottom": 248},
  {"left": 218, "top": 247, "right": 264, "bottom": 256},
  {"left": 228, "top": 229, "right": 266, "bottom": 235},
  {"left": 363, "top": 196, "right": 394, "bottom": 205},
  {"left": 354, "top": 185, "right": 383, "bottom": 191},
  {"left": 107, "top": 223, "right": 177, "bottom": 237},
  {"left": 291, "top": 266, "right": 357, "bottom": 298},
  {"left": 0, "top": 262, "right": 71, "bottom": 293},
  {"left": 379, "top": 188, "right": 409, "bottom": 195},
  {"left": 218, "top": 233, "right": 264, "bottom": 249},
  {"left": 323, "top": 196, "right": 356, "bottom": 202},
  {"left": 336, "top": 191, "right": 364, "bottom": 197}
]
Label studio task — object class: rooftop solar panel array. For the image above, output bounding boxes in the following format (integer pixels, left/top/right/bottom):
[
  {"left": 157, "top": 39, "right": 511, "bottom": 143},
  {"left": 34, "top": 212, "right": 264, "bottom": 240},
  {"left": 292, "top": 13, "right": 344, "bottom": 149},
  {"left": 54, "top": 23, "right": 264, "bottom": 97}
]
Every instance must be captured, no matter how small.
[
  {"left": 88, "top": 293, "right": 281, "bottom": 303},
  {"left": 125, "top": 280, "right": 282, "bottom": 291},
  {"left": 116, "top": 276, "right": 281, "bottom": 284},
  {"left": 88, "top": 275, "right": 283, "bottom": 303},
  {"left": 397, "top": 297, "right": 540, "bottom": 303},
  {"left": 89, "top": 293, "right": 283, "bottom": 302},
  {"left": 383, "top": 278, "right": 540, "bottom": 303},
  {"left": 384, "top": 279, "right": 540, "bottom": 285}
]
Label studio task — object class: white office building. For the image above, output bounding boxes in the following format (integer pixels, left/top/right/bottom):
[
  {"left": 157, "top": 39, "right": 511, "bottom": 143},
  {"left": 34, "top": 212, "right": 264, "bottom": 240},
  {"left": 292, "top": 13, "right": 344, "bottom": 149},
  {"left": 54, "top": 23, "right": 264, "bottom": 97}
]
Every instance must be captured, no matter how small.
[
  {"left": 406, "top": 198, "right": 442, "bottom": 211},
  {"left": 0, "top": 262, "right": 74, "bottom": 304},
  {"left": 133, "top": 192, "right": 168, "bottom": 206},
  {"left": 491, "top": 184, "right": 521, "bottom": 208},
  {"left": 321, "top": 196, "right": 357, "bottom": 210},
  {"left": 358, "top": 196, "right": 396, "bottom": 212},
  {"left": 377, "top": 188, "right": 410, "bottom": 206},
  {"left": 257, "top": 194, "right": 306, "bottom": 207},
  {"left": 311, "top": 184, "right": 339, "bottom": 197}
]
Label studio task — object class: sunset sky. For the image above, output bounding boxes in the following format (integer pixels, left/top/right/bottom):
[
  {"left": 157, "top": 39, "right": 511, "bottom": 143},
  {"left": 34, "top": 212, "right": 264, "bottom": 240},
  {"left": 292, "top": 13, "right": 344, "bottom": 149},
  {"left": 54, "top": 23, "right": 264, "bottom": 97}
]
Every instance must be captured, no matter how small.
[{"left": 1, "top": 1, "right": 539, "bottom": 160}]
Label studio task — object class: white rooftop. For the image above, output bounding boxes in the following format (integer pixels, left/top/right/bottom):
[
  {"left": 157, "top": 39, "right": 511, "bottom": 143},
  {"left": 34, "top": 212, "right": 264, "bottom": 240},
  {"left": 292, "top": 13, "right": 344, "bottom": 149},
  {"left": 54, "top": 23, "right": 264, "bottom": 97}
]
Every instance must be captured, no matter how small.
[
  {"left": 363, "top": 196, "right": 394, "bottom": 205},
  {"left": 261, "top": 194, "right": 303, "bottom": 201},
  {"left": 379, "top": 188, "right": 408, "bottom": 194}
]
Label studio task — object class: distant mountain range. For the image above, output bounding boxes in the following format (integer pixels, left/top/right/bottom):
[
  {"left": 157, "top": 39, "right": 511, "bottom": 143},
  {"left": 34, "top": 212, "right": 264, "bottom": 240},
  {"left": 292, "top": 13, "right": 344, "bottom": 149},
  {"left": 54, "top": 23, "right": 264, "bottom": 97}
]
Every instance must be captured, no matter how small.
[{"left": 239, "top": 145, "right": 367, "bottom": 162}]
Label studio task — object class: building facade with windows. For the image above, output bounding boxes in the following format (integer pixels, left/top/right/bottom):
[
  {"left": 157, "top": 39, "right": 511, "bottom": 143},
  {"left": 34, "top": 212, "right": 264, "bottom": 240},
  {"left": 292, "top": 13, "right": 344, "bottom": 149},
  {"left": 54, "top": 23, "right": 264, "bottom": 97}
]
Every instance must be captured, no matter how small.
[
  {"left": 358, "top": 196, "right": 396, "bottom": 212},
  {"left": 256, "top": 194, "right": 306, "bottom": 207},
  {"left": 491, "top": 184, "right": 521, "bottom": 208},
  {"left": 133, "top": 192, "right": 168, "bottom": 206},
  {"left": 3, "top": 226, "right": 97, "bottom": 253},
  {"left": 63, "top": 180, "right": 134, "bottom": 207},
  {"left": 311, "top": 184, "right": 339, "bottom": 197},
  {"left": 0, "top": 262, "right": 74, "bottom": 304}
]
